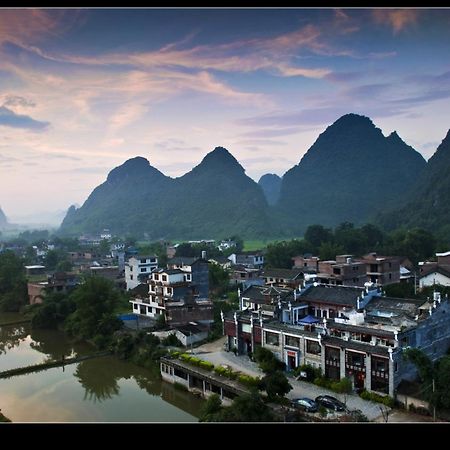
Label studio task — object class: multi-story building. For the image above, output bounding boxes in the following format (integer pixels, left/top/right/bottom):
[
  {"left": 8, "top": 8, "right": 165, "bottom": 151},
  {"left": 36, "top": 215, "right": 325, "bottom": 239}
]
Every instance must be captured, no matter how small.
[
  {"left": 229, "top": 265, "right": 263, "bottom": 289},
  {"left": 28, "top": 272, "right": 80, "bottom": 305},
  {"left": 363, "top": 253, "right": 400, "bottom": 286},
  {"left": 316, "top": 255, "right": 367, "bottom": 287},
  {"left": 125, "top": 255, "right": 158, "bottom": 291},
  {"left": 223, "top": 283, "right": 450, "bottom": 397},
  {"left": 130, "top": 258, "right": 213, "bottom": 327}
]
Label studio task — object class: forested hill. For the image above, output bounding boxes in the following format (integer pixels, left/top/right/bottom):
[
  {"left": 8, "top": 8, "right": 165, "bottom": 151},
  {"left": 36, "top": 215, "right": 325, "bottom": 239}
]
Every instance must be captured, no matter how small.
[
  {"left": 276, "top": 113, "right": 426, "bottom": 234},
  {"left": 376, "top": 129, "right": 450, "bottom": 239},
  {"left": 60, "top": 148, "right": 273, "bottom": 239}
]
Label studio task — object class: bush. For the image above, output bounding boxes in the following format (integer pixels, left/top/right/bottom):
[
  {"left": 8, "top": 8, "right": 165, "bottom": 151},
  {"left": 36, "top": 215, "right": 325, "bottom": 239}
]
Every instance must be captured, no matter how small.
[
  {"left": 359, "top": 390, "right": 395, "bottom": 407},
  {"left": 294, "top": 364, "right": 321, "bottom": 382},
  {"left": 199, "top": 361, "right": 215, "bottom": 371},
  {"left": 313, "top": 376, "right": 333, "bottom": 389},
  {"left": 162, "top": 333, "right": 183, "bottom": 347},
  {"left": 238, "top": 374, "right": 261, "bottom": 388}
]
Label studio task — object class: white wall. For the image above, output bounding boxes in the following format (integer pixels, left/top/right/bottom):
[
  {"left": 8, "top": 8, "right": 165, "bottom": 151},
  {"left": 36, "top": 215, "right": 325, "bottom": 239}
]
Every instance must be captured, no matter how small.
[{"left": 420, "top": 272, "right": 450, "bottom": 288}]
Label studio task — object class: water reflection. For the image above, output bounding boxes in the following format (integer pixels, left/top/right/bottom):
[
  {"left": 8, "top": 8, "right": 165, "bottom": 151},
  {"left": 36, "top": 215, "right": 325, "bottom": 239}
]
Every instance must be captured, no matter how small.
[
  {"left": 29, "top": 328, "right": 92, "bottom": 360},
  {"left": 0, "top": 323, "right": 30, "bottom": 355},
  {"left": 73, "top": 356, "right": 162, "bottom": 403}
]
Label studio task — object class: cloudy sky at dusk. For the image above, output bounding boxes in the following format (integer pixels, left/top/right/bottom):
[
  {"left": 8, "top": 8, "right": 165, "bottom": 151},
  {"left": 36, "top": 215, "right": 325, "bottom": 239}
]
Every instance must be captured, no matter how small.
[{"left": 1, "top": 8, "right": 450, "bottom": 223}]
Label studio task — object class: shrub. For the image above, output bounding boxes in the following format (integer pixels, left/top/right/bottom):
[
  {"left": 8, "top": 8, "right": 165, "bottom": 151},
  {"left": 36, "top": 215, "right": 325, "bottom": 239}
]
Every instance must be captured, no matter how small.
[
  {"left": 238, "top": 374, "right": 261, "bottom": 388},
  {"left": 294, "top": 364, "right": 322, "bottom": 382},
  {"left": 199, "top": 361, "right": 215, "bottom": 371},
  {"left": 359, "top": 390, "right": 395, "bottom": 407}
]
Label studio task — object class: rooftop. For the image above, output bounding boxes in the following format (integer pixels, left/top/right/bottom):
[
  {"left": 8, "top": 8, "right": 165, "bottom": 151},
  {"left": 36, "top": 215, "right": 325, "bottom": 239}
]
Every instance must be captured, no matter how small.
[
  {"left": 299, "top": 285, "right": 367, "bottom": 307},
  {"left": 263, "top": 268, "right": 304, "bottom": 279}
]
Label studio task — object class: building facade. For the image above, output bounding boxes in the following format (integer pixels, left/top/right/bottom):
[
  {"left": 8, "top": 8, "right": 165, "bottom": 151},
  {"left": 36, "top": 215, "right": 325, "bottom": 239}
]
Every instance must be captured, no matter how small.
[{"left": 125, "top": 255, "right": 158, "bottom": 291}]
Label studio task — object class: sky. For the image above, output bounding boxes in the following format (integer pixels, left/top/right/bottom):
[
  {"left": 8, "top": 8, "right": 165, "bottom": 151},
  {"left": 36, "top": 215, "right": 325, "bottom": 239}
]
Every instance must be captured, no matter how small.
[{"left": 1, "top": 8, "right": 450, "bottom": 224}]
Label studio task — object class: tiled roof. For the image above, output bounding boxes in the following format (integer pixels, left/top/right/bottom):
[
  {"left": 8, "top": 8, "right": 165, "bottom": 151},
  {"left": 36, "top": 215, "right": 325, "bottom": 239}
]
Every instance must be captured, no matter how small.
[
  {"left": 299, "top": 285, "right": 366, "bottom": 307},
  {"left": 419, "top": 264, "right": 450, "bottom": 279},
  {"left": 263, "top": 268, "right": 304, "bottom": 280}
]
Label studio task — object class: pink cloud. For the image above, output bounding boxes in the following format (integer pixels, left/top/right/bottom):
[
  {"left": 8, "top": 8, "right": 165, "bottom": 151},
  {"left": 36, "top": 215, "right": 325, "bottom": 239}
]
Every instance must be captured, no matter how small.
[{"left": 373, "top": 9, "right": 420, "bottom": 33}]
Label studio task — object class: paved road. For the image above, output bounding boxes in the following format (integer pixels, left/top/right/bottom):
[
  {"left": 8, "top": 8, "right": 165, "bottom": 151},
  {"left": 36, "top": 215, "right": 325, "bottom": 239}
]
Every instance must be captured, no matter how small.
[{"left": 192, "top": 338, "right": 385, "bottom": 421}]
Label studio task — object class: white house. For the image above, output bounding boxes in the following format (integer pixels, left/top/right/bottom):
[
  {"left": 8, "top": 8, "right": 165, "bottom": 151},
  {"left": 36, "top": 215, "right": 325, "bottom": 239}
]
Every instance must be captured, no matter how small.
[
  {"left": 419, "top": 266, "right": 450, "bottom": 288},
  {"left": 125, "top": 255, "right": 158, "bottom": 291}
]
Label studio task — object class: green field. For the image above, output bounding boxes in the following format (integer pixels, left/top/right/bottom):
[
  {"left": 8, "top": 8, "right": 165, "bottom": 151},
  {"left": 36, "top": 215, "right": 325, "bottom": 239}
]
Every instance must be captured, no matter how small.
[{"left": 243, "top": 238, "right": 302, "bottom": 251}]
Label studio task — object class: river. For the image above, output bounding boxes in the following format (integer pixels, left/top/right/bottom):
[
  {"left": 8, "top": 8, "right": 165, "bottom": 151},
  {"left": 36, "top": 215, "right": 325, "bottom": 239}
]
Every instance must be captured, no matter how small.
[{"left": 0, "top": 313, "right": 205, "bottom": 422}]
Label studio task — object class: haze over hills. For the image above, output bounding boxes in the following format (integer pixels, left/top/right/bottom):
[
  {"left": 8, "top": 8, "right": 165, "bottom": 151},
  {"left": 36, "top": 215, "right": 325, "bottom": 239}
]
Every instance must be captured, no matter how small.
[
  {"left": 0, "top": 206, "right": 9, "bottom": 230},
  {"left": 258, "top": 174, "right": 282, "bottom": 206},
  {"left": 376, "top": 129, "right": 450, "bottom": 239},
  {"left": 60, "top": 113, "right": 447, "bottom": 240},
  {"left": 60, "top": 148, "right": 273, "bottom": 239},
  {"left": 275, "top": 113, "right": 427, "bottom": 234}
]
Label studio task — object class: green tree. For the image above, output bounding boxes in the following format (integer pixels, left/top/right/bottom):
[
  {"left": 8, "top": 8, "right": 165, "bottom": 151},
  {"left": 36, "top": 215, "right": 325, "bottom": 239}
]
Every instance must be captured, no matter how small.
[
  {"left": 218, "top": 390, "right": 274, "bottom": 422},
  {"left": 435, "top": 356, "right": 450, "bottom": 410},
  {"left": 209, "top": 263, "right": 230, "bottom": 296},
  {"left": 318, "top": 241, "right": 345, "bottom": 261},
  {"left": 254, "top": 346, "right": 285, "bottom": 373},
  {"left": 199, "top": 393, "right": 223, "bottom": 422},
  {"left": 261, "top": 370, "right": 292, "bottom": 401},
  {"left": 0, "top": 251, "right": 28, "bottom": 312},
  {"left": 65, "top": 277, "right": 123, "bottom": 340},
  {"left": 304, "top": 224, "right": 333, "bottom": 250}
]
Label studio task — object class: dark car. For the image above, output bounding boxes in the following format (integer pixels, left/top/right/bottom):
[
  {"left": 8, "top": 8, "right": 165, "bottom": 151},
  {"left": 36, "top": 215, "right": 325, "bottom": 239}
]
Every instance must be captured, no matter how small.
[
  {"left": 315, "top": 395, "right": 347, "bottom": 412},
  {"left": 291, "top": 397, "right": 318, "bottom": 413}
]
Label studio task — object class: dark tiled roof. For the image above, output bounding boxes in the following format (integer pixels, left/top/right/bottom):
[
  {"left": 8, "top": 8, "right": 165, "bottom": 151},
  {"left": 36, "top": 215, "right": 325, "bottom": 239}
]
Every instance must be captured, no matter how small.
[
  {"left": 328, "top": 320, "right": 395, "bottom": 338},
  {"left": 129, "top": 284, "right": 149, "bottom": 297},
  {"left": 171, "top": 323, "right": 208, "bottom": 336},
  {"left": 419, "top": 264, "right": 450, "bottom": 279},
  {"left": 365, "top": 296, "right": 425, "bottom": 319},
  {"left": 208, "top": 256, "right": 231, "bottom": 264},
  {"left": 168, "top": 257, "right": 197, "bottom": 265},
  {"left": 299, "top": 285, "right": 366, "bottom": 307},
  {"left": 241, "top": 285, "right": 292, "bottom": 304},
  {"left": 324, "top": 336, "right": 391, "bottom": 356},
  {"left": 263, "top": 268, "right": 304, "bottom": 280},
  {"left": 263, "top": 321, "right": 320, "bottom": 339}
]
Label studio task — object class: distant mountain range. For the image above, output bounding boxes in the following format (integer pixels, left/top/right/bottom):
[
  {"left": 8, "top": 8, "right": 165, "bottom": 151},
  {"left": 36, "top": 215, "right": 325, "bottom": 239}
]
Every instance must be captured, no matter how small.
[
  {"left": 61, "top": 148, "right": 273, "bottom": 239},
  {"left": 59, "top": 113, "right": 449, "bottom": 240}
]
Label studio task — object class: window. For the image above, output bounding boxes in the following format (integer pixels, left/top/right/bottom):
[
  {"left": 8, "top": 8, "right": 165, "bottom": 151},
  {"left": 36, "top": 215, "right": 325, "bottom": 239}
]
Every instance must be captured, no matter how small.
[
  {"left": 154, "top": 274, "right": 159, "bottom": 280},
  {"left": 140, "top": 258, "right": 147, "bottom": 264},
  {"left": 130, "top": 266, "right": 133, "bottom": 272},
  {"left": 130, "top": 275, "right": 133, "bottom": 280},
  {"left": 285, "top": 335, "right": 300, "bottom": 348},
  {"left": 133, "top": 304, "right": 138, "bottom": 310},
  {"left": 162, "top": 275, "right": 167, "bottom": 282},
  {"left": 167, "top": 287, "right": 172, "bottom": 295},
  {"left": 389, "top": 273, "right": 392, "bottom": 280},
  {"left": 150, "top": 258, "right": 156, "bottom": 263},
  {"left": 265, "top": 331, "right": 279, "bottom": 346},
  {"left": 329, "top": 309, "right": 336, "bottom": 318},
  {"left": 333, "top": 268, "right": 341, "bottom": 275},
  {"left": 389, "top": 262, "right": 392, "bottom": 268},
  {"left": 141, "top": 268, "right": 147, "bottom": 272},
  {"left": 306, "top": 340, "right": 321, "bottom": 355}
]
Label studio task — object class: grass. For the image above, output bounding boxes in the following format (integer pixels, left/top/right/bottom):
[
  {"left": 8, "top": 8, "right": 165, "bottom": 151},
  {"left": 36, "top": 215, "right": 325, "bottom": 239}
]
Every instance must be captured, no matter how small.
[{"left": 243, "top": 238, "right": 303, "bottom": 252}]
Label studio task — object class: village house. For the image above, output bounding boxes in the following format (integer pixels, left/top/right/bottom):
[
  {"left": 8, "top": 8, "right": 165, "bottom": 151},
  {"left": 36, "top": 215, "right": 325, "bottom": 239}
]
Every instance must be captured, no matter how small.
[
  {"left": 28, "top": 271, "right": 80, "bottom": 305},
  {"left": 229, "top": 264, "right": 263, "bottom": 289},
  {"left": 222, "top": 282, "right": 450, "bottom": 397},
  {"left": 125, "top": 255, "right": 158, "bottom": 291},
  {"left": 419, "top": 251, "right": 450, "bottom": 288},
  {"left": 130, "top": 257, "right": 213, "bottom": 327},
  {"left": 227, "top": 251, "right": 264, "bottom": 269},
  {"left": 262, "top": 268, "right": 305, "bottom": 289}
]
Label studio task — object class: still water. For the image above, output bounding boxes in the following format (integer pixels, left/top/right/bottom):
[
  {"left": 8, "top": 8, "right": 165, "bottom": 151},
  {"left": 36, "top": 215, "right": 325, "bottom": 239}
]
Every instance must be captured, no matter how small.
[{"left": 0, "top": 313, "right": 204, "bottom": 422}]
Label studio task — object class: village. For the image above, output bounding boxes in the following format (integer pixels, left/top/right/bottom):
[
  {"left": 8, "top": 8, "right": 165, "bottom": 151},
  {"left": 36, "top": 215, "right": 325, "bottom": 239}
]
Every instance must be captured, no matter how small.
[{"left": 3, "top": 229, "right": 449, "bottom": 422}]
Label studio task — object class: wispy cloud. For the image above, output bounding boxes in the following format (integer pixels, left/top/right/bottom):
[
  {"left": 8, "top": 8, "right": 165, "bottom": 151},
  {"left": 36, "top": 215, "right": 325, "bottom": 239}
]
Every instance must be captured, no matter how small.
[
  {"left": 2, "top": 95, "right": 36, "bottom": 108},
  {"left": 372, "top": 9, "right": 420, "bottom": 33},
  {"left": 0, "top": 106, "right": 49, "bottom": 130},
  {"left": 0, "top": 9, "right": 83, "bottom": 47}
]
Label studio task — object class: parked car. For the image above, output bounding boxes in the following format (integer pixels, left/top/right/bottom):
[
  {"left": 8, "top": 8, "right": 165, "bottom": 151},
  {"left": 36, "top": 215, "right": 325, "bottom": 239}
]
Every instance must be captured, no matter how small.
[
  {"left": 315, "top": 395, "right": 347, "bottom": 412},
  {"left": 291, "top": 397, "right": 318, "bottom": 413}
]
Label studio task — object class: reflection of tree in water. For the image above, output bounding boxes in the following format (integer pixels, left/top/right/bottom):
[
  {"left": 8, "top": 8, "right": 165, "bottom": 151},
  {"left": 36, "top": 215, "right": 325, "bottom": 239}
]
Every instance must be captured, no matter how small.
[
  {"left": 74, "top": 356, "right": 158, "bottom": 403},
  {"left": 0, "top": 324, "right": 30, "bottom": 355},
  {"left": 160, "top": 379, "right": 205, "bottom": 418},
  {"left": 29, "top": 329, "right": 93, "bottom": 361}
]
